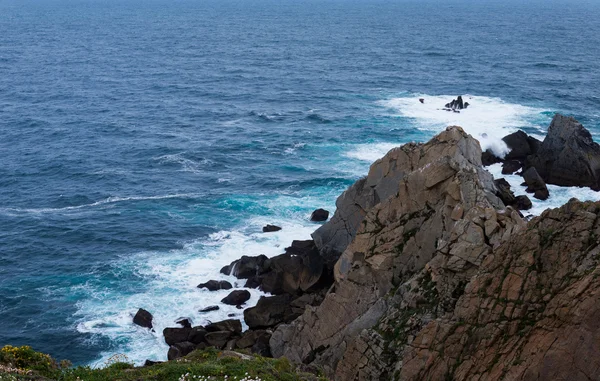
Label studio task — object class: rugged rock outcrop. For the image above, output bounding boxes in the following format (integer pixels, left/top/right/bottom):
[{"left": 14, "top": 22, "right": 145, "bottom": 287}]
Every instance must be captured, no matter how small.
[
  {"left": 400, "top": 199, "right": 600, "bottom": 381},
  {"left": 223, "top": 241, "right": 331, "bottom": 296},
  {"left": 270, "top": 127, "right": 525, "bottom": 378},
  {"left": 526, "top": 114, "right": 600, "bottom": 190}
]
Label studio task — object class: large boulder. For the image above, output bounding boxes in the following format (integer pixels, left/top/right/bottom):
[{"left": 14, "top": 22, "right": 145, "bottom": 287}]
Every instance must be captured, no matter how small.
[
  {"left": 205, "top": 331, "right": 233, "bottom": 349},
  {"left": 133, "top": 308, "right": 153, "bottom": 329},
  {"left": 223, "top": 255, "right": 268, "bottom": 279},
  {"left": 244, "top": 294, "right": 295, "bottom": 329},
  {"left": 526, "top": 114, "right": 600, "bottom": 190},
  {"left": 502, "top": 130, "right": 541, "bottom": 161},
  {"left": 205, "top": 319, "right": 242, "bottom": 334},
  {"left": 221, "top": 290, "right": 251, "bottom": 306},
  {"left": 522, "top": 167, "right": 550, "bottom": 200},
  {"left": 188, "top": 326, "right": 207, "bottom": 345},
  {"left": 167, "top": 342, "right": 196, "bottom": 361},
  {"left": 310, "top": 209, "right": 330, "bottom": 222},
  {"left": 197, "top": 280, "right": 233, "bottom": 291},
  {"left": 236, "top": 330, "right": 272, "bottom": 350},
  {"left": 163, "top": 327, "right": 192, "bottom": 346},
  {"left": 259, "top": 249, "right": 325, "bottom": 295}
]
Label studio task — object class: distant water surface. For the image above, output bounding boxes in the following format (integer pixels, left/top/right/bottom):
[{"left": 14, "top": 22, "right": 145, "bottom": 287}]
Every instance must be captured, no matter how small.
[{"left": 0, "top": 0, "right": 599, "bottom": 365}]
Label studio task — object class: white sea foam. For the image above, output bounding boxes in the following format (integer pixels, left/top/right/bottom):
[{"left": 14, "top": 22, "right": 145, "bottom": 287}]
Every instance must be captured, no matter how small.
[
  {"left": 71, "top": 194, "right": 331, "bottom": 366},
  {"left": 154, "top": 153, "right": 213, "bottom": 173},
  {"left": 0, "top": 194, "right": 200, "bottom": 216},
  {"left": 343, "top": 142, "right": 400, "bottom": 163},
  {"left": 380, "top": 94, "right": 549, "bottom": 157},
  {"left": 486, "top": 163, "right": 600, "bottom": 216}
]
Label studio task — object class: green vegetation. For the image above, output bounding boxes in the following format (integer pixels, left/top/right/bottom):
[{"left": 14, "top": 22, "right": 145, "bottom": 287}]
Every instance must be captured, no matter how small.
[{"left": 0, "top": 346, "right": 328, "bottom": 381}]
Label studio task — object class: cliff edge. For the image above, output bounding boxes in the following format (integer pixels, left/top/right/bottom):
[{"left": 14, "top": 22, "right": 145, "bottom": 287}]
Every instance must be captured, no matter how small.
[{"left": 270, "top": 125, "right": 600, "bottom": 380}]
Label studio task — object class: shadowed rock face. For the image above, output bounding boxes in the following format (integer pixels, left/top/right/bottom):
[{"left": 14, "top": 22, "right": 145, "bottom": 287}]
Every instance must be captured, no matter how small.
[
  {"left": 270, "top": 127, "right": 526, "bottom": 379},
  {"left": 526, "top": 114, "right": 600, "bottom": 190}
]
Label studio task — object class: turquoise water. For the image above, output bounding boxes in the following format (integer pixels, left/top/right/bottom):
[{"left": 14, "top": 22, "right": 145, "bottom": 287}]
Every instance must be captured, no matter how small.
[{"left": 1, "top": 0, "right": 599, "bottom": 365}]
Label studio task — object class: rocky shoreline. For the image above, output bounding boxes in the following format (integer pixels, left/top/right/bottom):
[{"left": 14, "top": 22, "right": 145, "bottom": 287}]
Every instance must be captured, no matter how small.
[{"left": 135, "top": 114, "right": 600, "bottom": 380}]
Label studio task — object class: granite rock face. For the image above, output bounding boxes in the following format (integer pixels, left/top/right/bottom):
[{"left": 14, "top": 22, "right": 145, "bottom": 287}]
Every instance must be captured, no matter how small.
[
  {"left": 401, "top": 199, "right": 600, "bottom": 381},
  {"left": 527, "top": 114, "right": 600, "bottom": 190},
  {"left": 270, "top": 127, "right": 526, "bottom": 379}
]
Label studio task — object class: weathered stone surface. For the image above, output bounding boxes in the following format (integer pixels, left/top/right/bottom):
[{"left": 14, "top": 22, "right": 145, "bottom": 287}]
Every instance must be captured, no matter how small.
[
  {"left": 526, "top": 114, "right": 600, "bottom": 190},
  {"left": 197, "top": 280, "right": 233, "bottom": 291},
  {"left": 221, "top": 290, "right": 251, "bottom": 306},
  {"left": 270, "top": 127, "right": 523, "bottom": 379},
  {"left": 523, "top": 166, "right": 550, "bottom": 200},
  {"left": 133, "top": 308, "right": 153, "bottom": 329},
  {"left": 401, "top": 199, "right": 600, "bottom": 381}
]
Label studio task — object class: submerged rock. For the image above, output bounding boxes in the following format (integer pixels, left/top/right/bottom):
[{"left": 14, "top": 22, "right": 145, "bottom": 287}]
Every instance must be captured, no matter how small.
[{"left": 199, "top": 305, "right": 220, "bottom": 313}]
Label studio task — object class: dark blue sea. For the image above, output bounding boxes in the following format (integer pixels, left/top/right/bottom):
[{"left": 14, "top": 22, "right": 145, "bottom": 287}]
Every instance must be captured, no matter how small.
[{"left": 1, "top": 0, "right": 599, "bottom": 366}]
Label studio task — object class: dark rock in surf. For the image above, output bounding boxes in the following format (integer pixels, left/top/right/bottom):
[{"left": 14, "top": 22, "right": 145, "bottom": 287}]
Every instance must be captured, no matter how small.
[
  {"left": 244, "top": 294, "right": 294, "bottom": 329},
  {"left": 502, "top": 130, "right": 541, "bottom": 161},
  {"left": 197, "top": 280, "right": 233, "bottom": 291},
  {"left": 310, "top": 208, "right": 330, "bottom": 222},
  {"left": 175, "top": 317, "right": 193, "bottom": 328},
  {"left": 523, "top": 167, "right": 550, "bottom": 200},
  {"left": 514, "top": 195, "right": 533, "bottom": 211},
  {"left": 526, "top": 114, "right": 600, "bottom": 190},
  {"left": 502, "top": 160, "right": 522, "bottom": 174},
  {"left": 221, "top": 290, "right": 251, "bottom": 306},
  {"left": 163, "top": 327, "right": 192, "bottom": 346},
  {"left": 228, "top": 255, "right": 269, "bottom": 279},
  {"left": 481, "top": 150, "right": 502, "bottom": 166},
  {"left": 133, "top": 308, "right": 153, "bottom": 329},
  {"left": 263, "top": 224, "right": 282, "bottom": 232},
  {"left": 199, "top": 305, "right": 220, "bottom": 313}
]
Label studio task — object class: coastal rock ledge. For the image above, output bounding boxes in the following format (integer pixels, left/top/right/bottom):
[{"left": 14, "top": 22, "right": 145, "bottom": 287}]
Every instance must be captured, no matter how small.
[{"left": 267, "top": 126, "right": 600, "bottom": 381}]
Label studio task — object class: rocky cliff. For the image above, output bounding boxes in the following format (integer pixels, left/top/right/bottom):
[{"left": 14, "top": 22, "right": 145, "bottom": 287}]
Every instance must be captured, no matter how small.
[{"left": 269, "top": 125, "right": 600, "bottom": 380}]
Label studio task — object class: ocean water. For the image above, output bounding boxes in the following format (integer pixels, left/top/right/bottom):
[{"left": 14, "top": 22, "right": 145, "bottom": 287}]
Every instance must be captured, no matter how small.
[{"left": 1, "top": 0, "right": 599, "bottom": 366}]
